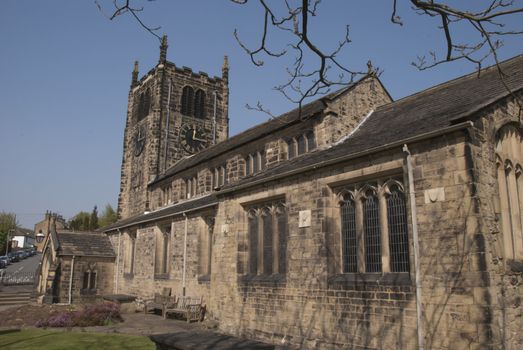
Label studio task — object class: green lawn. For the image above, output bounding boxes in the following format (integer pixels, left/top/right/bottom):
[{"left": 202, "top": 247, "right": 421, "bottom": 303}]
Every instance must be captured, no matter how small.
[{"left": 0, "top": 329, "right": 155, "bottom": 350}]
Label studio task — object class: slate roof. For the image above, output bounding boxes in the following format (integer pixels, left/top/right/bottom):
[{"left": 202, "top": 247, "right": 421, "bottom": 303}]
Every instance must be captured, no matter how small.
[
  {"left": 103, "top": 194, "right": 218, "bottom": 231},
  {"left": 218, "top": 54, "right": 523, "bottom": 191},
  {"left": 151, "top": 76, "right": 378, "bottom": 185},
  {"left": 56, "top": 231, "right": 115, "bottom": 257},
  {"left": 107, "top": 55, "right": 523, "bottom": 231}
]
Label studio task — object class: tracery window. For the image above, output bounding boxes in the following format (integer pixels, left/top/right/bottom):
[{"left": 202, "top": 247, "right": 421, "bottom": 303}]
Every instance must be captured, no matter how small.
[
  {"left": 496, "top": 124, "right": 523, "bottom": 260},
  {"left": 181, "top": 86, "right": 194, "bottom": 116},
  {"left": 338, "top": 179, "right": 410, "bottom": 274},
  {"left": 136, "top": 88, "right": 151, "bottom": 122},
  {"left": 246, "top": 201, "right": 287, "bottom": 275}
]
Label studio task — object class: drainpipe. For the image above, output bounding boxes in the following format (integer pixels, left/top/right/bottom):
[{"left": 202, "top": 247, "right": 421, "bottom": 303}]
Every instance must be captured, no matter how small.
[
  {"left": 403, "top": 144, "right": 424, "bottom": 350},
  {"left": 182, "top": 212, "right": 188, "bottom": 296},
  {"left": 115, "top": 229, "right": 122, "bottom": 294},
  {"left": 68, "top": 255, "right": 76, "bottom": 305}
]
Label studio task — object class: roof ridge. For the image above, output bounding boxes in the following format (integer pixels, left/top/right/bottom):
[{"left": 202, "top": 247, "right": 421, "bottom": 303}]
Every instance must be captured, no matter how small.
[{"left": 377, "top": 54, "right": 523, "bottom": 110}]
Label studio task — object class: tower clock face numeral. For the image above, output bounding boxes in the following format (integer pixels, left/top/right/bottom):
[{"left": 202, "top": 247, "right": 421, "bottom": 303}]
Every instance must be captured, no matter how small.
[
  {"left": 180, "top": 124, "right": 208, "bottom": 154},
  {"left": 133, "top": 126, "right": 146, "bottom": 157}
]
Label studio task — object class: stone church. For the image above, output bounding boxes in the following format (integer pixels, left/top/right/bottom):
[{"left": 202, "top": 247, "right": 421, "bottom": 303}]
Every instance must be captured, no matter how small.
[{"left": 102, "top": 36, "right": 523, "bottom": 349}]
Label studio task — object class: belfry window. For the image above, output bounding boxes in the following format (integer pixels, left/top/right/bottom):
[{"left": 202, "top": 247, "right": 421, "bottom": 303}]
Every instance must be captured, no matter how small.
[
  {"left": 181, "top": 86, "right": 194, "bottom": 116},
  {"left": 338, "top": 179, "right": 409, "bottom": 274},
  {"left": 495, "top": 124, "right": 523, "bottom": 261},
  {"left": 246, "top": 201, "right": 287, "bottom": 275},
  {"left": 194, "top": 89, "right": 206, "bottom": 118}
]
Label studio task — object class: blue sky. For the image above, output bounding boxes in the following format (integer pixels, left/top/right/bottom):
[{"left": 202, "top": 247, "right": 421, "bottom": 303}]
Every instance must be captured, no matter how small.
[{"left": 1, "top": 1, "right": 522, "bottom": 229}]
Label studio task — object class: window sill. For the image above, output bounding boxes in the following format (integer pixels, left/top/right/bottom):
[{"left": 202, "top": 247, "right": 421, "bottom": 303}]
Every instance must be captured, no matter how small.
[
  {"left": 198, "top": 275, "right": 210, "bottom": 284},
  {"left": 123, "top": 273, "right": 134, "bottom": 279},
  {"left": 238, "top": 274, "right": 286, "bottom": 286},
  {"left": 328, "top": 273, "right": 412, "bottom": 287},
  {"left": 154, "top": 273, "right": 170, "bottom": 280}
]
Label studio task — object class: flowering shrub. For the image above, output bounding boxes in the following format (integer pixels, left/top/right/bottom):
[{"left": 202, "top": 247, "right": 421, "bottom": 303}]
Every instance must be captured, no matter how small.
[{"left": 35, "top": 302, "right": 122, "bottom": 328}]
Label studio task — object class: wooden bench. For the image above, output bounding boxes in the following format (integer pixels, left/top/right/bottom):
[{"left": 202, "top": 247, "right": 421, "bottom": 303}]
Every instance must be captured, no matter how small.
[
  {"left": 163, "top": 296, "right": 204, "bottom": 322},
  {"left": 144, "top": 288, "right": 175, "bottom": 316}
]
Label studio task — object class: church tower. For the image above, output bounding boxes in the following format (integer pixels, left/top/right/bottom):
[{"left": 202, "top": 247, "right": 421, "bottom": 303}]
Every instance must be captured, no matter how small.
[{"left": 117, "top": 36, "right": 229, "bottom": 219}]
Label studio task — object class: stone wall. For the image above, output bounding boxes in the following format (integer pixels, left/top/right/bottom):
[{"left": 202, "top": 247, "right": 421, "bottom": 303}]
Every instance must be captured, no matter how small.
[
  {"left": 57, "top": 256, "right": 114, "bottom": 304},
  {"left": 107, "top": 125, "right": 508, "bottom": 348}
]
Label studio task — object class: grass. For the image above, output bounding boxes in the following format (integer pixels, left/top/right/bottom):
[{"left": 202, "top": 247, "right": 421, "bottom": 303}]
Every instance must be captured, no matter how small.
[{"left": 0, "top": 329, "right": 155, "bottom": 350}]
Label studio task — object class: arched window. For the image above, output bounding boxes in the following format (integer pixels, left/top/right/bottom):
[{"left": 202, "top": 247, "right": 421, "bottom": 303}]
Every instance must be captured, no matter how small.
[
  {"left": 306, "top": 130, "right": 316, "bottom": 151},
  {"left": 248, "top": 209, "right": 259, "bottom": 274},
  {"left": 136, "top": 92, "right": 145, "bottom": 121},
  {"left": 496, "top": 124, "right": 523, "bottom": 260},
  {"left": 181, "top": 86, "right": 194, "bottom": 116},
  {"left": 262, "top": 207, "right": 273, "bottom": 274},
  {"left": 287, "top": 139, "right": 296, "bottom": 159},
  {"left": 194, "top": 89, "right": 206, "bottom": 118},
  {"left": 340, "top": 192, "right": 358, "bottom": 273},
  {"left": 297, "top": 134, "right": 306, "bottom": 155},
  {"left": 142, "top": 88, "right": 151, "bottom": 118},
  {"left": 363, "top": 188, "right": 381, "bottom": 273},
  {"left": 386, "top": 184, "right": 410, "bottom": 272}
]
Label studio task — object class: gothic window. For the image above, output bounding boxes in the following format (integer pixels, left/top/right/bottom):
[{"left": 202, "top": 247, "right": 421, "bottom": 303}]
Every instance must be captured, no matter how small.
[
  {"left": 495, "top": 124, "right": 523, "bottom": 261},
  {"left": 155, "top": 227, "right": 170, "bottom": 276},
  {"left": 387, "top": 184, "right": 410, "bottom": 272},
  {"left": 363, "top": 189, "right": 382, "bottom": 273},
  {"left": 181, "top": 86, "right": 194, "bottom": 116},
  {"left": 246, "top": 201, "right": 287, "bottom": 275},
  {"left": 194, "top": 89, "right": 206, "bottom": 118},
  {"left": 338, "top": 179, "right": 409, "bottom": 274},
  {"left": 340, "top": 192, "right": 358, "bottom": 273}
]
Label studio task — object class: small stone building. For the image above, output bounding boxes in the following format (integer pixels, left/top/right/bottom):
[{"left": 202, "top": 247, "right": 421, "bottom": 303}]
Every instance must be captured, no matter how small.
[
  {"left": 103, "top": 36, "right": 523, "bottom": 349},
  {"left": 37, "top": 224, "right": 115, "bottom": 304}
]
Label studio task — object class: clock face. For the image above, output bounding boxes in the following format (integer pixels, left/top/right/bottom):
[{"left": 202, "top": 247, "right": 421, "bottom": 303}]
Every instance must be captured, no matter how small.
[
  {"left": 180, "top": 124, "right": 208, "bottom": 154},
  {"left": 133, "top": 126, "right": 146, "bottom": 157}
]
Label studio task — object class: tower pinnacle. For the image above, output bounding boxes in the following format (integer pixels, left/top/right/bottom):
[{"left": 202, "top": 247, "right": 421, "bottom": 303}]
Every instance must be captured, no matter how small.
[
  {"left": 132, "top": 61, "right": 139, "bottom": 87},
  {"left": 160, "top": 35, "right": 168, "bottom": 63},
  {"left": 222, "top": 55, "right": 229, "bottom": 81}
]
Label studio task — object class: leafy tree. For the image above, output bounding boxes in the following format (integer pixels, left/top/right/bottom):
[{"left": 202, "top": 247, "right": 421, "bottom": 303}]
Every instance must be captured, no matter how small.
[
  {"left": 68, "top": 211, "right": 91, "bottom": 231},
  {"left": 98, "top": 204, "right": 118, "bottom": 228},
  {"left": 90, "top": 205, "right": 99, "bottom": 230},
  {"left": 0, "top": 212, "right": 18, "bottom": 254}
]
